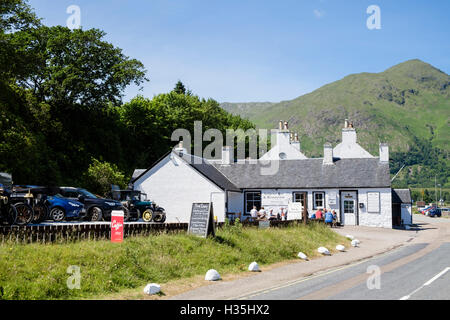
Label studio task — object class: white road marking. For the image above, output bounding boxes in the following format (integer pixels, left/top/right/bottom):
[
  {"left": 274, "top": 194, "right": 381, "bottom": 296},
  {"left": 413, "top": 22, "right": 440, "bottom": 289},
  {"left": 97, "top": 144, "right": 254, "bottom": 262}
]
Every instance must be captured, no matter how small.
[{"left": 400, "top": 267, "right": 449, "bottom": 300}]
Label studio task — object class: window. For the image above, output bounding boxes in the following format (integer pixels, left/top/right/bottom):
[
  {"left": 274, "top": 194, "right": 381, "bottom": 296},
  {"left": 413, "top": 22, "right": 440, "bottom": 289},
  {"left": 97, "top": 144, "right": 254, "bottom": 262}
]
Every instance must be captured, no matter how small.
[
  {"left": 245, "top": 191, "right": 261, "bottom": 215},
  {"left": 313, "top": 192, "right": 325, "bottom": 209},
  {"left": 344, "top": 200, "right": 355, "bottom": 214},
  {"left": 293, "top": 192, "right": 306, "bottom": 207}
]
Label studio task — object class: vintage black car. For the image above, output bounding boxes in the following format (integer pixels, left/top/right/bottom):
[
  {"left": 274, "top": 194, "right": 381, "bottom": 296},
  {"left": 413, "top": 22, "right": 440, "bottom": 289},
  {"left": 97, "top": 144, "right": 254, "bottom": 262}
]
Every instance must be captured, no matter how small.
[{"left": 58, "top": 187, "right": 123, "bottom": 221}]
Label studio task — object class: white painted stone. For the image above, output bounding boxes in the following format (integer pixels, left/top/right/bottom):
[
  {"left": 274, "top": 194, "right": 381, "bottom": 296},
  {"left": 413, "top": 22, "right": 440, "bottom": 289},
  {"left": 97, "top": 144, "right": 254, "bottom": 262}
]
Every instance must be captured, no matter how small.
[
  {"left": 318, "top": 247, "right": 330, "bottom": 255},
  {"left": 297, "top": 252, "right": 308, "bottom": 260},
  {"left": 336, "top": 245, "right": 346, "bottom": 252},
  {"left": 346, "top": 235, "right": 354, "bottom": 240},
  {"left": 351, "top": 239, "right": 360, "bottom": 247},
  {"left": 143, "top": 283, "right": 161, "bottom": 295},
  {"left": 205, "top": 269, "right": 221, "bottom": 281},
  {"left": 248, "top": 262, "right": 260, "bottom": 272}
]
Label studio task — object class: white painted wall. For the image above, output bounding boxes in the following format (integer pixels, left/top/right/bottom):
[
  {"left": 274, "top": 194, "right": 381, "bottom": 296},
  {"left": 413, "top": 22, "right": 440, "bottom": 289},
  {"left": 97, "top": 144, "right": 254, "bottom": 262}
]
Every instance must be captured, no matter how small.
[
  {"left": 133, "top": 153, "right": 226, "bottom": 223},
  {"left": 357, "top": 188, "right": 393, "bottom": 228},
  {"left": 401, "top": 204, "right": 412, "bottom": 225}
]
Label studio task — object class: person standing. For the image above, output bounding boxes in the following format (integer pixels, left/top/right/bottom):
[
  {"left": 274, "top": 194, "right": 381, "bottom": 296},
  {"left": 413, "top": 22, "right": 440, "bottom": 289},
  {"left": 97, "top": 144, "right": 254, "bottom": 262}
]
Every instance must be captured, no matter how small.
[{"left": 250, "top": 206, "right": 258, "bottom": 221}]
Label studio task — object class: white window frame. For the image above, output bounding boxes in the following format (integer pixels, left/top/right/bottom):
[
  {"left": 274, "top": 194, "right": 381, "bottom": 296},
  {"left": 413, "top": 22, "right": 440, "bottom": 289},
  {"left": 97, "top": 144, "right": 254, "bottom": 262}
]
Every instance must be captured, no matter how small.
[{"left": 313, "top": 192, "right": 325, "bottom": 209}]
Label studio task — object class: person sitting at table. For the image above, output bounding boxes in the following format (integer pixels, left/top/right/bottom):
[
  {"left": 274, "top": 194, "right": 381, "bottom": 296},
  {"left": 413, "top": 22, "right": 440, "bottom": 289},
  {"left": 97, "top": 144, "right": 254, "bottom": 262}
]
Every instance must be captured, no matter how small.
[
  {"left": 324, "top": 209, "right": 334, "bottom": 227},
  {"left": 269, "top": 209, "right": 277, "bottom": 221},
  {"left": 315, "top": 208, "right": 323, "bottom": 220},
  {"left": 332, "top": 210, "right": 338, "bottom": 227},
  {"left": 257, "top": 207, "right": 267, "bottom": 221}
]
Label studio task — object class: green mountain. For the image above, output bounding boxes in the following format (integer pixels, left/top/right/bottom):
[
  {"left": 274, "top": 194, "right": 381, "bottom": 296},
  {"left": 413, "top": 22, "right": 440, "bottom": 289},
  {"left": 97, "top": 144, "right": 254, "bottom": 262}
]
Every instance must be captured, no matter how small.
[{"left": 220, "top": 59, "right": 450, "bottom": 188}]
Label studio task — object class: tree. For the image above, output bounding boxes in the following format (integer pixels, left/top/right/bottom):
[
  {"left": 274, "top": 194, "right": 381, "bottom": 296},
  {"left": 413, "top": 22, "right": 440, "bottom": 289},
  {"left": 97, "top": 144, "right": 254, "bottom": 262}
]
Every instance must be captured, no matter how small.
[
  {"left": 12, "top": 26, "right": 148, "bottom": 108},
  {"left": 0, "top": 0, "right": 41, "bottom": 80},
  {"left": 173, "top": 80, "right": 186, "bottom": 95}
]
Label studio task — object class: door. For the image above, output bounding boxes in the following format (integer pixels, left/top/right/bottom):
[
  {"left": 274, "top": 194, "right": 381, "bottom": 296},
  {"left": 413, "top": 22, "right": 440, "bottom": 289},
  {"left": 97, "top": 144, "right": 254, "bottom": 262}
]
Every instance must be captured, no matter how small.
[
  {"left": 293, "top": 192, "right": 308, "bottom": 222},
  {"left": 340, "top": 191, "right": 358, "bottom": 226}
]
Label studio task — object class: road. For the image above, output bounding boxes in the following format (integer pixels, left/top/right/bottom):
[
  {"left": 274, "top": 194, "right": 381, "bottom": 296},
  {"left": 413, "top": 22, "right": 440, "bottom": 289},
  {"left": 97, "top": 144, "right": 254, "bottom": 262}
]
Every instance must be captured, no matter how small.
[{"left": 170, "top": 214, "right": 450, "bottom": 300}]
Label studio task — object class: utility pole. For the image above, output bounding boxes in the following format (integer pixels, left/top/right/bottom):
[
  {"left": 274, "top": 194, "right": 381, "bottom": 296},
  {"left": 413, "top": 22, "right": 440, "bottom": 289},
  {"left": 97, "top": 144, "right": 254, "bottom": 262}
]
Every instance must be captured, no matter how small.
[{"left": 435, "top": 175, "right": 437, "bottom": 205}]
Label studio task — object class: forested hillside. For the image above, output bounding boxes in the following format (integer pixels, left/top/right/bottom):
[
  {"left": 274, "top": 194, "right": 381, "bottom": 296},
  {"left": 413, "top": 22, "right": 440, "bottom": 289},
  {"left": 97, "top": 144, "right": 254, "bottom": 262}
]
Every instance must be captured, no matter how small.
[
  {"left": 221, "top": 60, "right": 450, "bottom": 189},
  {"left": 0, "top": 1, "right": 254, "bottom": 194}
]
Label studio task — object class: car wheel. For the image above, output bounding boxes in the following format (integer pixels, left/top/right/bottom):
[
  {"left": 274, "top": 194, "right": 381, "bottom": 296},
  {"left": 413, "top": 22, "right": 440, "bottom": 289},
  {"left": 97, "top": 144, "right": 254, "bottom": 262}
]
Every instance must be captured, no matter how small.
[
  {"left": 123, "top": 207, "right": 131, "bottom": 222},
  {"left": 142, "top": 209, "right": 153, "bottom": 222},
  {"left": 153, "top": 210, "right": 166, "bottom": 223},
  {"left": 32, "top": 203, "right": 48, "bottom": 224},
  {"left": 90, "top": 207, "right": 103, "bottom": 222},
  {"left": 50, "top": 207, "right": 66, "bottom": 222},
  {"left": 14, "top": 203, "right": 34, "bottom": 225}
]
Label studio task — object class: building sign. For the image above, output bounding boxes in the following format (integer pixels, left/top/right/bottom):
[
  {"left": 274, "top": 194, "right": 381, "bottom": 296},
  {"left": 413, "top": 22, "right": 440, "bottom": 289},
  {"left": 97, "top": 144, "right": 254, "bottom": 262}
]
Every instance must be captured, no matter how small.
[
  {"left": 262, "top": 192, "right": 291, "bottom": 218},
  {"left": 288, "top": 202, "right": 303, "bottom": 220},
  {"left": 188, "top": 203, "right": 215, "bottom": 238},
  {"left": 328, "top": 192, "right": 337, "bottom": 205},
  {"left": 367, "top": 192, "right": 380, "bottom": 213},
  {"left": 111, "top": 210, "right": 124, "bottom": 243}
]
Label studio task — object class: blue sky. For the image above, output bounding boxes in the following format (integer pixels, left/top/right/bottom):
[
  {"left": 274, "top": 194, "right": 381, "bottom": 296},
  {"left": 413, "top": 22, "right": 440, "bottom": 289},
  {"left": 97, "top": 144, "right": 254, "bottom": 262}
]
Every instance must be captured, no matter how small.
[{"left": 28, "top": 0, "right": 450, "bottom": 103}]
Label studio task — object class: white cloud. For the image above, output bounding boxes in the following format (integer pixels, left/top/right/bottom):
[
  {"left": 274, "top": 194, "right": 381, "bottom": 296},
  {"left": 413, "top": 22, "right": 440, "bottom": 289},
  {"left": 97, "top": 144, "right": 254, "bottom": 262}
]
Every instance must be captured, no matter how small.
[{"left": 313, "top": 9, "right": 325, "bottom": 18}]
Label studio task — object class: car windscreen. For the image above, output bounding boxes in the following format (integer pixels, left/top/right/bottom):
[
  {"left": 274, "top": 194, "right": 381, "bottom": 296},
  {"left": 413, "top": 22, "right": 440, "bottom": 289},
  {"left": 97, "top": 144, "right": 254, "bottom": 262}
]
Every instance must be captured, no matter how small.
[{"left": 79, "top": 189, "right": 98, "bottom": 199}]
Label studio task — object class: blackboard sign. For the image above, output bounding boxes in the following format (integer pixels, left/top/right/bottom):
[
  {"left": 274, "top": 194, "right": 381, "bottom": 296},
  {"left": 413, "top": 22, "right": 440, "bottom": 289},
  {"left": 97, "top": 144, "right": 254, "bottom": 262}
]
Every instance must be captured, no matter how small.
[{"left": 188, "top": 203, "right": 215, "bottom": 238}]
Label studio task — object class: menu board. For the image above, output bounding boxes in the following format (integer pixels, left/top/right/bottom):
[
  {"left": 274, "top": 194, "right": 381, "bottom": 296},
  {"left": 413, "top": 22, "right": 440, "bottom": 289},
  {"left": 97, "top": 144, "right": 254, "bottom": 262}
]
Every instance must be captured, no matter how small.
[
  {"left": 188, "top": 203, "right": 215, "bottom": 238},
  {"left": 367, "top": 192, "right": 380, "bottom": 213}
]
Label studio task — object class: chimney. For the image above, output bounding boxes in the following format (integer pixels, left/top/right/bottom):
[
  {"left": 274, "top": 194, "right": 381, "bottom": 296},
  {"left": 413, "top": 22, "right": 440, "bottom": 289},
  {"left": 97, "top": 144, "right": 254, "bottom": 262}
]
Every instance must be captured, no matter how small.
[
  {"left": 323, "top": 143, "right": 334, "bottom": 165},
  {"left": 174, "top": 140, "right": 187, "bottom": 156},
  {"left": 221, "top": 146, "right": 234, "bottom": 165},
  {"left": 344, "top": 119, "right": 349, "bottom": 128},
  {"left": 291, "top": 132, "right": 301, "bottom": 151},
  {"left": 379, "top": 143, "right": 389, "bottom": 163},
  {"left": 342, "top": 126, "right": 357, "bottom": 145},
  {"left": 284, "top": 121, "right": 289, "bottom": 130},
  {"left": 275, "top": 120, "right": 290, "bottom": 146}
]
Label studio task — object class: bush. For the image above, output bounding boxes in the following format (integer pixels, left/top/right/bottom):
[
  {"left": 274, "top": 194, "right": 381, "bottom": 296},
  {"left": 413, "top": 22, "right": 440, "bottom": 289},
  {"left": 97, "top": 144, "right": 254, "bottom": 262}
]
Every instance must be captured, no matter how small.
[{"left": 83, "top": 158, "right": 127, "bottom": 196}]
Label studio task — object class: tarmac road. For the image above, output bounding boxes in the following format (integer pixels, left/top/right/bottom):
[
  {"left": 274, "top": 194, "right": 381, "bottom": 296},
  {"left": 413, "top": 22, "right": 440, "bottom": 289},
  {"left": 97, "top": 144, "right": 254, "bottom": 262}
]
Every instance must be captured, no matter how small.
[{"left": 170, "top": 214, "right": 450, "bottom": 300}]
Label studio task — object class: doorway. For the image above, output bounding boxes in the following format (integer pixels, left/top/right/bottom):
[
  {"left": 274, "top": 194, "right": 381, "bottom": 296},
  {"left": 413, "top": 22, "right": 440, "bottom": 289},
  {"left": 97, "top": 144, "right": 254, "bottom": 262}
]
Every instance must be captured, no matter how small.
[
  {"left": 293, "top": 192, "right": 308, "bottom": 221},
  {"left": 340, "top": 191, "right": 358, "bottom": 226}
]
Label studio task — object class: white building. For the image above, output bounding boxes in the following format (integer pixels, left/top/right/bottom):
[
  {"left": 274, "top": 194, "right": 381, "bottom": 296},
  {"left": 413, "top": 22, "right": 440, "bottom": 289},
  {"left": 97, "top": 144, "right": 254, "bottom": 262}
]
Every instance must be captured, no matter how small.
[{"left": 132, "top": 120, "right": 412, "bottom": 228}]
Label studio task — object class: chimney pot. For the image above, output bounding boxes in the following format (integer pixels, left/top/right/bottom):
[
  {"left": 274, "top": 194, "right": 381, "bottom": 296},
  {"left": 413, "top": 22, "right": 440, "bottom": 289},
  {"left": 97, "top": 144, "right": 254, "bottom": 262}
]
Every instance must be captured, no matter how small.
[
  {"left": 279, "top": 120, "right": 283, "bottom": 130},
  {"left": 284, "top": 121, "right": 289, "bottom": 130}
]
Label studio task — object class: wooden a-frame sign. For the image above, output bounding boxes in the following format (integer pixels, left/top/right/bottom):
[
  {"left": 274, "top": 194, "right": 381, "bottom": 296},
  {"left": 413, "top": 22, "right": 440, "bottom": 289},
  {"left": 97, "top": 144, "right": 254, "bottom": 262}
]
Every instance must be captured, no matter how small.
[{"left": 188, "top": 202, "right": 215, "bottom": 238}]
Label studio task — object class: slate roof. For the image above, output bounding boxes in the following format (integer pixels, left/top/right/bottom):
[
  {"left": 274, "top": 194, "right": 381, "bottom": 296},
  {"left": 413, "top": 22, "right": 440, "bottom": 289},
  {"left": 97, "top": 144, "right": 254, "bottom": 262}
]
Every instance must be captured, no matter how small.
[
  {"left": 212, "top": 158, "right": 391, "bottom": 189},
  {"left": 132, "top": 151, "right": 391, "bottom": 192},
  {"left": 392, "top": 189, "right": 412, "bottom": 204}
]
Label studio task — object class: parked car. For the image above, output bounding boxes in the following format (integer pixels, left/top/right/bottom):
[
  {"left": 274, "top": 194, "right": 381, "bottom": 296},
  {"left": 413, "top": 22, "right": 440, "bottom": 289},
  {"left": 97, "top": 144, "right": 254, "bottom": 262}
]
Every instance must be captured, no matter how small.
[
  {"left": 0, "top": 183, "right": 17, "bottom": 225},
  {"left": 58, "top": 187, "right": 123, "bottom": 221},
  {"left": 428, "top": 208, "right": 442, "bottom": 218},
  {"left": 110, "top": 187, "right": 166, "bottom": 223},
  {"left": 11, "top": 186, "right": 87, "bottom": 222}
]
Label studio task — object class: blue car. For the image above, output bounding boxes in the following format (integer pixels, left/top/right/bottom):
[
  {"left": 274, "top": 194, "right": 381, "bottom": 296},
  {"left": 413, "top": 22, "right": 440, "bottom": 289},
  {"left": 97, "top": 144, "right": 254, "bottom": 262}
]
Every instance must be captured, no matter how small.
[
  {"left": 46, "top": 195, "right": 86, "bottom": 222},
  {"left": 428, "top": 208, "right": 442, "bottom": 218}
]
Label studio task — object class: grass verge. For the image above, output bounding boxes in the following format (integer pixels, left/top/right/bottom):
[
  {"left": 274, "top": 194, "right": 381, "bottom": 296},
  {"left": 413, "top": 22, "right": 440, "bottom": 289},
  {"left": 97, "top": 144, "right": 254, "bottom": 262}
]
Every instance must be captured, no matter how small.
[{"left": 0, "top": 222, "right": 347, "bottom": 300}]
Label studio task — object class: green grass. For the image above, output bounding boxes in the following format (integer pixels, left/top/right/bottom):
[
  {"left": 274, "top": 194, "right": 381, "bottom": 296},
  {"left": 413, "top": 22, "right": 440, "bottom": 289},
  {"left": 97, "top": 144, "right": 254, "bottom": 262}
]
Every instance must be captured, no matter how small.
[{"left": 0, "top": 222, "right": 347, "bottom": 300}]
